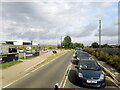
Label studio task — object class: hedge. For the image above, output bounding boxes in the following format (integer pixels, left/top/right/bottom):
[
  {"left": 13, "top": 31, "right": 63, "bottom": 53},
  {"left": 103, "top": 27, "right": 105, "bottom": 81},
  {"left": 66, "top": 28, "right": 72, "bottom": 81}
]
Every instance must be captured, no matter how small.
[{"left": 83, "top": 48, "right": 120, "bottom": 72}]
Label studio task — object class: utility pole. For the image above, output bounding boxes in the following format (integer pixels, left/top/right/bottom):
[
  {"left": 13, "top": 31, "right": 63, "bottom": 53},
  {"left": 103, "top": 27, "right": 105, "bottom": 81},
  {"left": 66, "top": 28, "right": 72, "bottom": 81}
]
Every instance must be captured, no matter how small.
[
  {"left": 61, "top": 36, "right": 62, "bottom": 50},
  {"left": 99, "top": 20, "right": 101, "bottom": 49},
  {"left": 31, "top": 40, "right": 32, "bottom": 53}
]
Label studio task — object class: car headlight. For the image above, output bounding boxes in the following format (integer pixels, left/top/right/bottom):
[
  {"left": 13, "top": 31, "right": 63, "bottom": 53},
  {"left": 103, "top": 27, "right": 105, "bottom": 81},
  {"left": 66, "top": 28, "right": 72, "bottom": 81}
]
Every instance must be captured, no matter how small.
[
  {"left": 100, "top": 74, "right": 104, "bottom": 80},
  {"left": 79, "top": 73, "right": 83, "bottom": 78}
]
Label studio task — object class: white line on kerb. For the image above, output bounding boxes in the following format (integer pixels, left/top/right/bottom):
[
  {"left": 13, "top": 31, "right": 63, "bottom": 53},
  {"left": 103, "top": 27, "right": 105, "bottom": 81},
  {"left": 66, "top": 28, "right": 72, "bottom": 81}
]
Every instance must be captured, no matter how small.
[{"left": 107, "top": 76, "right": 120, "bottom": 88}]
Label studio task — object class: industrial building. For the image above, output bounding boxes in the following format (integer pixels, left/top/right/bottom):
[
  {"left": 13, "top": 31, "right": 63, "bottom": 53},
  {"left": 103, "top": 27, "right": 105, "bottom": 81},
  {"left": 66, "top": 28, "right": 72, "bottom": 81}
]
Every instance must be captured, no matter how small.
[{"left": 5, "top": 40, "right": 38, "bottom": 45}]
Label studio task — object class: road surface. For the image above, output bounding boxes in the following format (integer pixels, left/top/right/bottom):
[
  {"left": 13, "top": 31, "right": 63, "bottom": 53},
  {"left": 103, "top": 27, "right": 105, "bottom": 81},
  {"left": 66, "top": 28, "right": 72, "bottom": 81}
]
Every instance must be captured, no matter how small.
[{"left": 3, "top": 50, "right": 119, "bottom": 90}]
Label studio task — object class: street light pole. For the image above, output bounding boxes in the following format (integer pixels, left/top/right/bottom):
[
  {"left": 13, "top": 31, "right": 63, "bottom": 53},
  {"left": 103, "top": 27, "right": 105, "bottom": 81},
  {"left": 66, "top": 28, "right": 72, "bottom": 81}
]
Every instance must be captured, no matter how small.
[
  {"left": 99, "top": 20, "right": 102, "bottom": 49},
  {"left": 31, "top": 40, "right": 32, "bottom": 53},
  {"left": 61, "top": 36, "right": 62, "bottom": 50}
]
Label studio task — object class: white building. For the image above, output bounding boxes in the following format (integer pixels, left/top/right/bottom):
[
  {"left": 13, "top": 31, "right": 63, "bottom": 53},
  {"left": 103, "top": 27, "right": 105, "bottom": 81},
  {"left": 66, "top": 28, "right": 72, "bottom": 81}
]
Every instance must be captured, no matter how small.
[{"left": 5, "top": 40, "right": 38, "bottom": 45}]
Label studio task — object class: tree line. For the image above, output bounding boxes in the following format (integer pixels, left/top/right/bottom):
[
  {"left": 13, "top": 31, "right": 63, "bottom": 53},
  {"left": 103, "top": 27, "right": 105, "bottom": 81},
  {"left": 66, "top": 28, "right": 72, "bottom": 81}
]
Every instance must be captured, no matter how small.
[
  {"left": 58, "top": 35, "right": 84, "bottom": 49},
  {"left": 57, "top": 35, "right": 119, "bottom": 49}
]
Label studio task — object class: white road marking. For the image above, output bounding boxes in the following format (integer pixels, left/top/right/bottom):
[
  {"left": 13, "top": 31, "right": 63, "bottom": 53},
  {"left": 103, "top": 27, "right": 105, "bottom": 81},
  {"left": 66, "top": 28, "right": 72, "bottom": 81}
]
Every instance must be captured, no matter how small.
[
  {"left": 107, "top": 76, "right": 120, "bottom": 88},
  {"left": 62, "top": 63, "right": 72, "bottom": 88},
  {"left": 59, "top": 62, "right": 72, "bottom": 88},
  {"left": 2, "top": 51, "right": 68, "bottom": 89},
  {"left": 59, "top": 63, "right": 70, "bottom": 88}
]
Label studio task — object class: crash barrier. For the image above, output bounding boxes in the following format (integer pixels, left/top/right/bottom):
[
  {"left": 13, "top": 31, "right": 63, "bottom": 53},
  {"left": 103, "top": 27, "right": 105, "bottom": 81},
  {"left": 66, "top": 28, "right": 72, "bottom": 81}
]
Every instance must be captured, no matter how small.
[
  {"left": 0, "top": 53, "right": 18, "bottom": 63},
  {"left": 53, "top": 50, "right": 57, "bottom": 54},
  {"left": 26, "top": 52, "right": 39, "bottom": 58}
]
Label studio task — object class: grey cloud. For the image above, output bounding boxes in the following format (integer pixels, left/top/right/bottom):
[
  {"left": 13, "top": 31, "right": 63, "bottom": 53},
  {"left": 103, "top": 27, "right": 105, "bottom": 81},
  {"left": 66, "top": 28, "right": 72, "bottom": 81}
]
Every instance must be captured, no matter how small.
[
  {"left": 95, "top": 25, "right": 118, "bottom": 37},
  {"left": 8, "top": 29, "right": 60, "bottom": 41},
  {"left": 67, "top": 23, "right": 97, "bottom": 37},
  {"left": 2, "top": 2, "right": 35, "bottom": 22},
  {"left": 1, "top": 1, "right": 118, "bottom": 45}
]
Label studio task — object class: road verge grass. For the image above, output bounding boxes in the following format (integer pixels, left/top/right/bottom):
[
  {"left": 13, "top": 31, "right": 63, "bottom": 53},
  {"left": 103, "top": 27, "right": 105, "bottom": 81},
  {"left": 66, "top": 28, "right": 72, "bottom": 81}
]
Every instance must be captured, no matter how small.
[
  {"left": 0, "top": 61, "right": 23, "bottom": 68},
  {"left": 33, "top": 50, "right": 68, "bottom": 70}
]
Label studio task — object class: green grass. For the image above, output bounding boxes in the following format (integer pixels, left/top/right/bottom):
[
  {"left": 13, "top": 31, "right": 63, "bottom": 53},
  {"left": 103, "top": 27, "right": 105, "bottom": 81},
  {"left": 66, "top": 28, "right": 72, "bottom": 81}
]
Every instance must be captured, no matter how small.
[
  {"left": 0, "top": 61, "right": 23, "bottom": 68},
  {"left": 33, "top": 50, "right": 68, "bottom": 69},
  {"left": 20, "top": 56, "right": 38, "bottom": 60},
  {"left": 2, "top": 44, "right": 57, "bottom": 49}
]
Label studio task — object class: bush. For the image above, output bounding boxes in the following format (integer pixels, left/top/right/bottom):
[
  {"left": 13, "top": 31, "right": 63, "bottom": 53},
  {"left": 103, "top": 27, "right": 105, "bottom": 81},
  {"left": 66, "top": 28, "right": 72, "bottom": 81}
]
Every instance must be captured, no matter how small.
[
  {"left": 84, "top": 48, "right": 120, "bottom": 72},
  {"left": 100, "top": 51, "right": 110, "bottom": 62}
]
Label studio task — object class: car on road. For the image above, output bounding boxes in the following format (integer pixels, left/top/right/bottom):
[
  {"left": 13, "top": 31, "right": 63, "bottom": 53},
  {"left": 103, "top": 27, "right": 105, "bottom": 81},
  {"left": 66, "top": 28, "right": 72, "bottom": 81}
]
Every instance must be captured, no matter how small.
[
  {"left": 19, "top": 49, "right": 26, "bottom": 53},
  {"left": 75, "top": 59, "right": 106, "bottom": 88},
  {"left": 74, "top": 50, "right": 90, "bottom": 60}
]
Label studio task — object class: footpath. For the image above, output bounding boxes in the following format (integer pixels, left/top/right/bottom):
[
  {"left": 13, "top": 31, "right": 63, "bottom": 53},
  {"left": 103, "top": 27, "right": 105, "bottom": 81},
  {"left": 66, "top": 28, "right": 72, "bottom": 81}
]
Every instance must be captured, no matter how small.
[{"left": 0, "top": 51, "right": 53, "bottom": 88}]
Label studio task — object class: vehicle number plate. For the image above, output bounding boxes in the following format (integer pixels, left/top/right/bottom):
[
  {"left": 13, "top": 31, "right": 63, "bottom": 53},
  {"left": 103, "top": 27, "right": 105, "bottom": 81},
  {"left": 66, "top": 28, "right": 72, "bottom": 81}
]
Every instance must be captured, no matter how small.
[{"left": 87, "top": 80, "right": 97, "bottom": 83}]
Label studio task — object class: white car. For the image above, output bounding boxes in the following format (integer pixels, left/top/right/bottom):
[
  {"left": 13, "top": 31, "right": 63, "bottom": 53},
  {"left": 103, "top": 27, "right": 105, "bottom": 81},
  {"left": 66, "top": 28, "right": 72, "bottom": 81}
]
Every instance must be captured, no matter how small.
[
  {"left": 26, "top": 47, "right": 32, "bottom": 51},
  {"left": 19, "top": 49, "right": 25, "bottom": 53}
]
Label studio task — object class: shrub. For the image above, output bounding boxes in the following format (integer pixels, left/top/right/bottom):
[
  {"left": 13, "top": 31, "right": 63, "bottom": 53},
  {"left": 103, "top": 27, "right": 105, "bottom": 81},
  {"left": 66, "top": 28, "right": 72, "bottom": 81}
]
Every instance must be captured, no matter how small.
[
  {"left": 84, "top": 48, "right": 120, "bottom": 72},
  {"left": 100, "top": 51, "right": 110, "bottom": 62}
]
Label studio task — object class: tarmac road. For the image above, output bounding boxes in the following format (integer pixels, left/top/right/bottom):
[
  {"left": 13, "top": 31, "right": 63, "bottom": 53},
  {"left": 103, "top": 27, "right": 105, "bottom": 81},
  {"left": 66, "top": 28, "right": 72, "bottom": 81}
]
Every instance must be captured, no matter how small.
[
  {"left": 4, "top": 51, "right": 74, "bottom": 88},
  {"left": 3, "top": 50, "right": 119, "bottom": 90}
]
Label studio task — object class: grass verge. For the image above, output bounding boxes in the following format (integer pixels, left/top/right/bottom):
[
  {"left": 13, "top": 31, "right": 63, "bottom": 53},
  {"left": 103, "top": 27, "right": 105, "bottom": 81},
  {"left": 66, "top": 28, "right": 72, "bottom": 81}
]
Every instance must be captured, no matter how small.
[
  {"left": 33, "top": 50, "right": 68, "bottom": 69},
  {"left": 20, "top": 56, "right": 38, "bottom": 60},
  {"left": 0, "top": 61, "right": 23, "bottom": 68},
  {"left": 19, "top": 51, "right": 48, "bottom": 60}
]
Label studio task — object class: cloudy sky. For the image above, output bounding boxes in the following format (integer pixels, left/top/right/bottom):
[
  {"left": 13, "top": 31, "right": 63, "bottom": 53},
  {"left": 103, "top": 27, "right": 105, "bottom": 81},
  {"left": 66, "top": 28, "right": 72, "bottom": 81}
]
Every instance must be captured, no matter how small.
[{"left": 0, "top": 0, "right": 119, "bottom": 46}]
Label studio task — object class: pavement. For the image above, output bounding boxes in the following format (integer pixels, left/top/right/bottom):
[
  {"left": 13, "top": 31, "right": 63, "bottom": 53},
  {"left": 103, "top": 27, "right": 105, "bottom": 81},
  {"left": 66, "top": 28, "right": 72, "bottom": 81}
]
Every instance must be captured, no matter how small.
[{"left": 0, "top": 51, "right": 53, "bottom": 88}]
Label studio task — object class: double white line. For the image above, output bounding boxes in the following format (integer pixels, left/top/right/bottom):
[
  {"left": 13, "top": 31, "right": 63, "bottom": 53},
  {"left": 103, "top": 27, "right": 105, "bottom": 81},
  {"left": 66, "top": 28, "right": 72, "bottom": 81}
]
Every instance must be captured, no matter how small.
[{"left": 59, "top": 62, "right": 72, "bottom": 88}]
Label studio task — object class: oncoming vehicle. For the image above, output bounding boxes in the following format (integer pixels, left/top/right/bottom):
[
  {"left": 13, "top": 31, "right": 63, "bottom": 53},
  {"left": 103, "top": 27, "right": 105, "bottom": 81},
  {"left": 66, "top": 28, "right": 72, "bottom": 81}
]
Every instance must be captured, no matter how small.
[{"left": 75, "top": 59, "right": 106, "bottom": 88}]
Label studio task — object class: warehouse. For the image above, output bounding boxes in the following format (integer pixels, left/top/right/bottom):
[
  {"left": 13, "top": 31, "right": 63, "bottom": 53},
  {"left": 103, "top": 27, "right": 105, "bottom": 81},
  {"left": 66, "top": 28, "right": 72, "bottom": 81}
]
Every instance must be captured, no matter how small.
[{"left": 5, "top": 40, "right": 38, "bottom": 45}]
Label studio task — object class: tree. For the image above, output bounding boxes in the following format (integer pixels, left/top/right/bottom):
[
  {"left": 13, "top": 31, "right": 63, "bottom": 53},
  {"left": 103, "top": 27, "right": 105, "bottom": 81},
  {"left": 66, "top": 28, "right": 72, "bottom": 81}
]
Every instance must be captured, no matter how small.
[
  {"left": 57, "top": 44, "right": 61, "bottom": 49},
  {"left": 91, "top": 42, "right": 99, "bottom": 48},
  {"left": 72, "top": 43, "right": 84, "bottom": 49},
  {"left": 62, "top": 36, "right": 72, "bottom": 49}
]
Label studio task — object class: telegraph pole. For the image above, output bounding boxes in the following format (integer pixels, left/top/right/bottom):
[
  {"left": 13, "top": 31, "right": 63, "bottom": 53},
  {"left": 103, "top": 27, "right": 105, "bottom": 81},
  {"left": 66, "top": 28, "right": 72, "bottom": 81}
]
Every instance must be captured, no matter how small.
[
  {"left": 31, "top": 40, "right": 32, "bottom": 53},
  {"left": 61, "top": 36, "right": 62, "bottom": 50},
  {"left": 99, "top": 20, "right": 101, "bottom": 49}
]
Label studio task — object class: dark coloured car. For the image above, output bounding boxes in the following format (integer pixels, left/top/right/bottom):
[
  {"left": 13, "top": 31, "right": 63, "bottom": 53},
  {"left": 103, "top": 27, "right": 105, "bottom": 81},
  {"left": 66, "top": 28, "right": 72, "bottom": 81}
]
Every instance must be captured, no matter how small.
[
  {"left": 9, "top": 48, "right": 17, "bottom": 53},
  {"left": 75, "top": 59, "right": 106, "bottom": 88},
  {"left": 74, "top": 50, "right": 90, "bottom": 60}
]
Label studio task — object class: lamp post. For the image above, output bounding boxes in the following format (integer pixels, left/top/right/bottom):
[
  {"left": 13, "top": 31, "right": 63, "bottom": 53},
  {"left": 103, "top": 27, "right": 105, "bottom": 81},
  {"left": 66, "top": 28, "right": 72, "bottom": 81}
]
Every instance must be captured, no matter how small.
[
  {"left": 31, "top": 40, "right": 32, "bottom": 53},
  {"left": 99, "top": 20, "right": 102, "bottom": 49}
]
